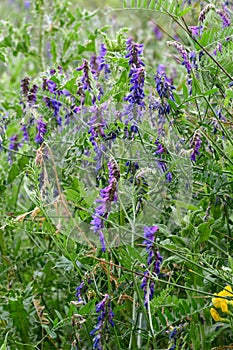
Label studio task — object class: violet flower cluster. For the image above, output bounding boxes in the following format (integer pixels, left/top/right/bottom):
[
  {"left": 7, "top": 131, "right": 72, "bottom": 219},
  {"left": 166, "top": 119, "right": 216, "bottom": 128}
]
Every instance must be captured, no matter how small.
[
  {"left": 190, "top": 134, "right": 202, "bottom": 162},
  {"left": 97, "top": 43, "right": 110, "bottom": 77},
  {"left": 21, "top": 76, "right": 38, "bottom": 106},
  {"left": 140, "top": 226, "right": 162, "bottom": 309},
  {"left": 75, "top": 281, "right": 85, "bottom": 305},
  {"left": 76, "top": 59, "right": 95, "bottom": 104},
  {"left": 167, "top": 42, "right": 192, "bottom": 75},
  {"left": 150, "top": 65, "right": 176, "bottom": 136},
  {"left": 88, "top": 104, "right": 108, "bottom": 173},
  {"left": 90, "top": 294, "right": 114, "bottom": 350},
  {"left": 189, "top": 25, "right": 203, "bottom": 37},
  {"left": 123, "top": 38, "right": 145, "bottom": 125},
  {"left": 155, "top": 140, "right": 172, "bottom": 183},
  {"left": 124, "top": 38, "right": 145, "bottom": 107},
  {"left": 8, "top": 134, "right": 22, "bottom": 163},
  {"left": 167, "top": 324, "right": 187, "bottom": 350},
  {"left": 91, "top": 157, "right": 120, "bottom": 252},
  {"left": 198, "top": 4, "right": 215, "bottom": 23},
  {"left": 35, "top": 117, "right": 47, "bottom": 144},
  {"left": 216, "top": 9, "right": 231, "bottom": 28},
  {"left": 20, "top": 125, "right": 29, "bottom": 142}
]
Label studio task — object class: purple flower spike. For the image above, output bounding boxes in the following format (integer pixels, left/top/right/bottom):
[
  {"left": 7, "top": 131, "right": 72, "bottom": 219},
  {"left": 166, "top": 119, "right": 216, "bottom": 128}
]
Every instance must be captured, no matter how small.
[
  {"left": 140, "top": 226, "right": 162, "bottom": 309},
  {"left": 190, "top": 135, "right": 201, "bottom": 162},
  {"left": 76, "top": 59, "right": 92, "bottom": 91},
  {"left": 153, "top": 25, "right": 162, "bottom": 40},
  {"left": 124, "top": 39, "right": 145, "bottom": 107},
  {"left": 21, "top": 77, "right": 30, "bottom": 97},
  {"left": 90, "top": 294, "right": 114, "bottom": 350},
  {"left": 28, "top": 84, "right": 38, "bottom": 105},
  {"left": 167, "top": 41, "right": 192, "bottom": 75},
  {"left": 155, "top": 65, "right": 175, "bottom": 100},
  {"left": 91, "top": 157, "right": 120, "bottom": 252},
  {"left": 97, "top": 43, "right": 110, "bottom": 77},
  {"left": 9, "top": 135, "right": 22, "bottom": 151},
  {"left": 75, "top": 282, "right": 85, "bottom": 305},
  {"left": 216, "top": 9, "right": 231, "bottom": 28},
  {"left": 21, "top": 124, "right": 29, "bottom": 142},
  {"left": 35, "top": 117, "right": 47, "bottom": 144}
]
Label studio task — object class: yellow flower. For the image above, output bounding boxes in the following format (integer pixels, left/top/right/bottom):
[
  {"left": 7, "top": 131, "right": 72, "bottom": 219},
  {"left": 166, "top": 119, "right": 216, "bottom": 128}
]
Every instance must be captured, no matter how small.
[
  {"left": 218, "top": 286, "right": 233, "bottom": 306},
  {"left": 210, "top": 308, "right": 229, "bottom": 323},
  {"left": 212, "top": 295, "right": 229, "bottom": 313},
  {"left": 212, "top": 286, "right": 233, "bottom": 314}
]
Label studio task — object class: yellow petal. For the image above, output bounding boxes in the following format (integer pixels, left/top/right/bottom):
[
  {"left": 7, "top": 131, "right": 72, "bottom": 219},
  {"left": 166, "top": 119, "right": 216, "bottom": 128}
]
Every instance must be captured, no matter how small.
[
  {"left": 220, "top": 300, "right": 229, "bottom": 313},
  {"left": 212, "top": 296, "right": 222, "bottom": 309},
  {"left": 218, "top": 286, "right": 233, "bottom": 297},
  {"left": 210, "top": 308, "right": 228, "bottom": 322}
]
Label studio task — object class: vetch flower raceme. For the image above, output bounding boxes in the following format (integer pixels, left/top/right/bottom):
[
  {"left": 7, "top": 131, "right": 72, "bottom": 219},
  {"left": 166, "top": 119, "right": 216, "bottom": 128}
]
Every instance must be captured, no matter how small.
[
  {"left": 88, "top": 103, "right": 108, "bottom": 173},
  {"left": 8, "top": 134, "right": 22, "bottom": 163},
  {"left": 97, "top": 43, "right": 110, "bottom": 77},
  {"left": 90, "top": 294, "right": 114, "bottom": 350},
  {"left": 140, "top": 226, "right": 162, "bottom": 309},
  {"left": 167, "top": 41, "right": 192, "bottom": 75},
  {"left": 76, "top": 59, "right": 92, "bottom": 92},
  {"left": 35, "top": 117, "right": 47, "bottom": 144},
  {"left": 124, "top": 39, "right": 145, "bottom": 123},
  {"left": 91, "top": 157, "right": 120, "bottom": 252},
  {"left": 167, "top": 324, "right": 187, "bottom": 350},
  {"left": 155, "top": 65, "right": 175, "bottom": 101},
  {"left": 20, "top": 124, "right": 29, "bottom": 142},
  {"left": 21, "top": 76, "right": 30, "bottom": 97},
  {"left": 216, "top": 9, "right": 231, "bottom": 28},
  {"left": 198, "top": 4, "right": 215, "bottom": 23},
  {"left": 154, "top": 140, "right": 172, "bottom": 183},
  {"left": 43, "top": 97, "right": 62, "bottom": 125},
  {"left": 75, "top": 282, "right": 85, "bottom": 305},
  {"left": 190, "top": 134, "right": 202, "bottom": 162},
  {"left": 28, "top": 84, "right": 38, "bottom": 105}
]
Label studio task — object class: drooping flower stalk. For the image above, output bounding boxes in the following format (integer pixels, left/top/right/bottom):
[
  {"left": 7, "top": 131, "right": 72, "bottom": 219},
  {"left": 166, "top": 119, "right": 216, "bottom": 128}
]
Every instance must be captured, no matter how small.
[
  {"left": 198, "top": 4, "right": 216, "bottom": 23},
  {"left": 216, "top": 9, "right": 231, "bottom": 28},
  {"left": 140, "top": 226, "right": 162, "bottom": 309},
  {"left": 91, "top": 157, "right": 120, "bottom": 252},
  {"left": 90, "top": 294, "right": 114, "bottom": 350},
  {"left": 167, "top": 42, "right": 192, "bottom": 75}
]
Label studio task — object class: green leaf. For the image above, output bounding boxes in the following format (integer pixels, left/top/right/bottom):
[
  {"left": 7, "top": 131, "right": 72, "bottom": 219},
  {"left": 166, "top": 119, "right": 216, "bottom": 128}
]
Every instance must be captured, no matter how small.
[
  {"left": 157, "top": 309, "right": 167, "bottom": 326},
  {"left": 177, "top": 7, "right": 192, "bottom": 17},
  {"left": 0, "top": 332, "right": 8, "bottom": 350},
  {"left": 54, "top": 256, "right": 74, "bottom": 271},
  {"left": 8, "top": 163, "right": 19, "bottom": 184},
  {"left": 50, "top": 40, "right": 57, "bottom": 64},
  {"left": 197, "top": 220, "right": 214, "bottom": 243},
  {"left": 203, "top": 88, "right": 218, "bottom": 96}
]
